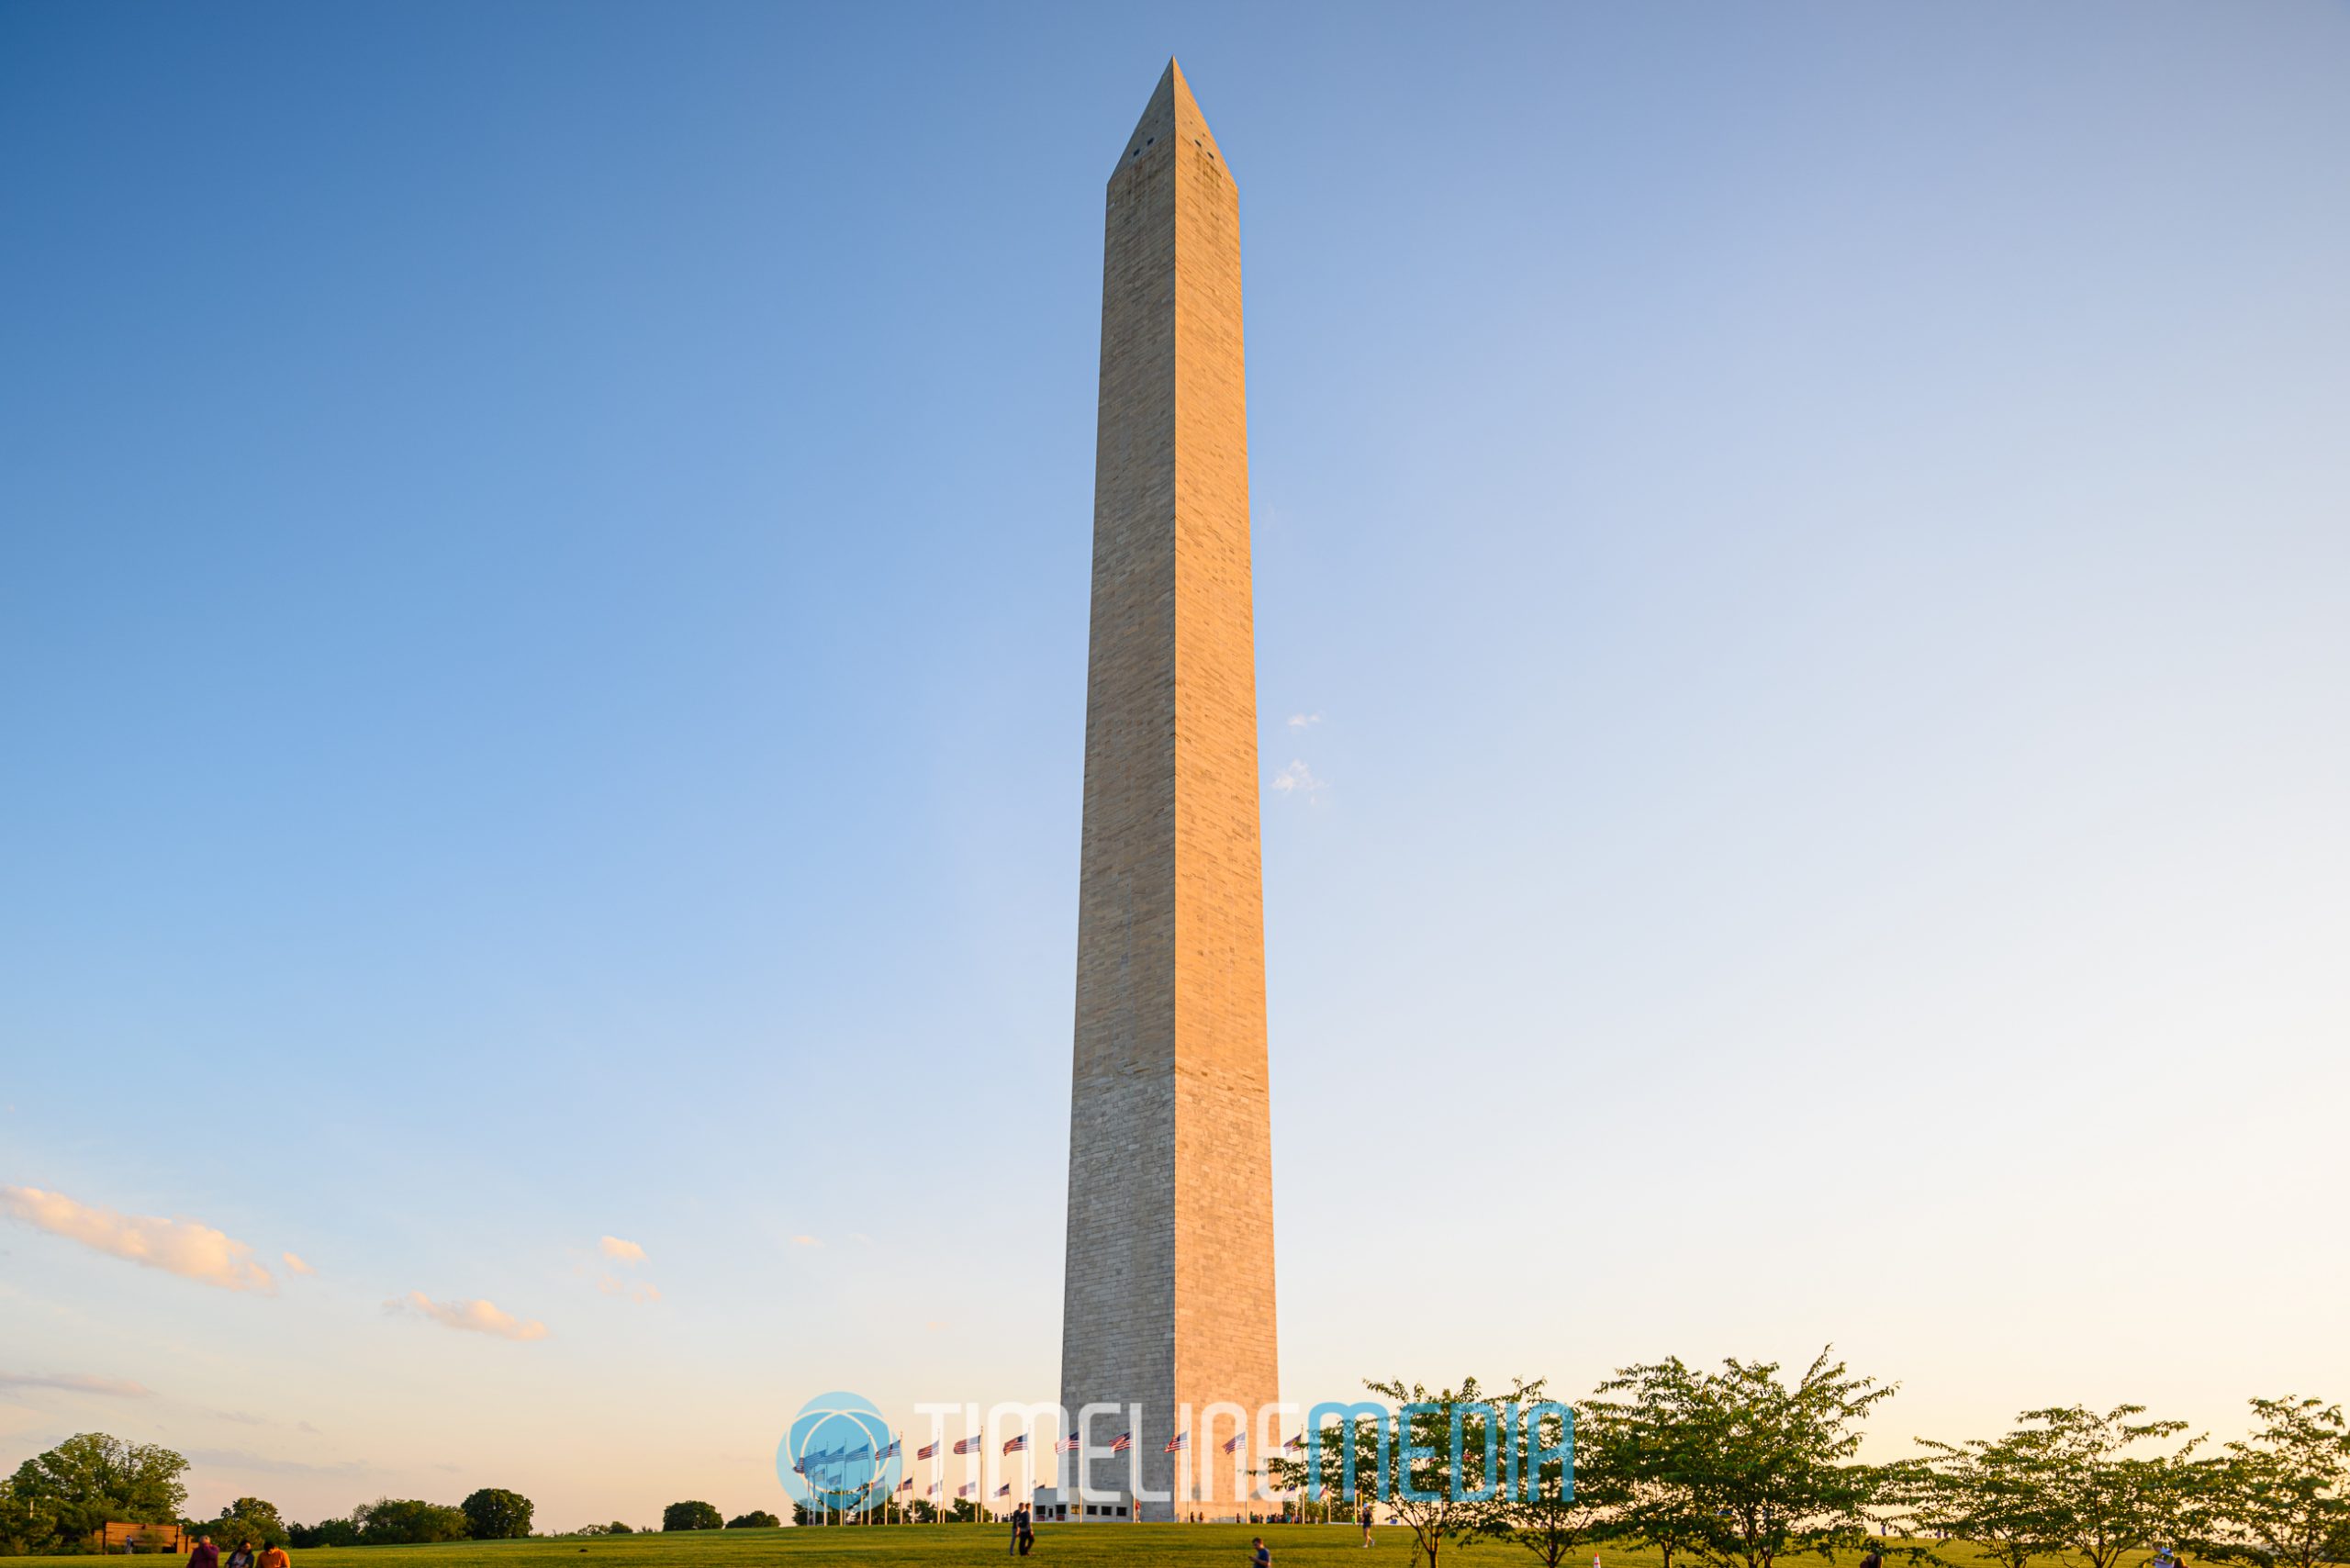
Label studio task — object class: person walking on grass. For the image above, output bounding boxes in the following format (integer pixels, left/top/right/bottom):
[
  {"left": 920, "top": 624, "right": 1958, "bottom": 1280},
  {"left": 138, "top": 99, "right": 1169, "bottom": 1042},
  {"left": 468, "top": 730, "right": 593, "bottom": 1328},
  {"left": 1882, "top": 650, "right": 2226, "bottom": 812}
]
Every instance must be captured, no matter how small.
[
  {"left": 1017, "top": 1502, "right": 1035, "bottom": 1557},
  {"left": 1360, "top": 1504, "right": 1374, "bottom": 1547},
  {"left": 1252, "top": 1537, "right": 1271, "bottom": 1568}
]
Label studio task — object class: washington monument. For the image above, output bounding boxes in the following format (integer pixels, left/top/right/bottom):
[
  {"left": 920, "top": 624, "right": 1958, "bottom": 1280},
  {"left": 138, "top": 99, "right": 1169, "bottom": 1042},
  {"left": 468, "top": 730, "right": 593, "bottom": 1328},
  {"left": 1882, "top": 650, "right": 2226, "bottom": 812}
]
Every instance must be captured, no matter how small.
[{"left": 1058, "top": 60, "right": 1279, "bottom": 1519}]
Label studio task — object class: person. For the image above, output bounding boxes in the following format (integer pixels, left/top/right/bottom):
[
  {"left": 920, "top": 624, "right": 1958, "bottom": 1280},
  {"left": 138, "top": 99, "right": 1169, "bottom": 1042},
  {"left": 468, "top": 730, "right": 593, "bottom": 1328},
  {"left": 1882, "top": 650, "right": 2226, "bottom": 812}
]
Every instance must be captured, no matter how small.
[
  {"left": 187, "top": 1538, "right": 219, "bottom": 1568},
  {"left": 1017, "top": 1502, "right": 1035, "bottom": 1557},
  {"left": 226, "top": 1541, "right": 255, "bottom": 1568},
  {"left": 1861, "top": 1551, "right": 1884, "bottom": 1568},
  {"left": 1360, "top": 1505, "right": 1374, "bottom": 1547},
  {"left": 257, "top": 1544, "right": 288, "bottom": 1568},
  {"left": 1252, "top": 1537, "right": 1271, "bottom": 1568}
]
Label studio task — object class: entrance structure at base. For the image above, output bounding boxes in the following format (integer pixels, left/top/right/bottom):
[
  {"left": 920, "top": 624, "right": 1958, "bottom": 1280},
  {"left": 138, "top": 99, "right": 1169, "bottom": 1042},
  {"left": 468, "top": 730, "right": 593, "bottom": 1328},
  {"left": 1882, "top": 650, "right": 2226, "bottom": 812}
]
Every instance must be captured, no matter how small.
[{"left": 1058, "top": 60, "right": 1280, "bottom": 1522}]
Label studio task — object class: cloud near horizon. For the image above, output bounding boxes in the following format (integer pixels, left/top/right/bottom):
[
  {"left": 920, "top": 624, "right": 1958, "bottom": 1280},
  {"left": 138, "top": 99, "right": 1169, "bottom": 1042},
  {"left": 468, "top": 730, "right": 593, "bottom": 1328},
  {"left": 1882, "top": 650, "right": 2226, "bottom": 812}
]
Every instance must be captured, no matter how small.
[
  {"left": 0, "top": 1371, "right": 153, "bottom": 1397},
  {"left": 1, "top": 1185, "right": 276, "bottom": 1293},
  {"left": 386, "top": 1291, "right": 548, "bottom": 1341},
  {"left": 281, "top": 1251, "right": 315, "bottom": 1276},
  {"left": 598, "top": 1235, "right": 644, "bottom": 1265}
]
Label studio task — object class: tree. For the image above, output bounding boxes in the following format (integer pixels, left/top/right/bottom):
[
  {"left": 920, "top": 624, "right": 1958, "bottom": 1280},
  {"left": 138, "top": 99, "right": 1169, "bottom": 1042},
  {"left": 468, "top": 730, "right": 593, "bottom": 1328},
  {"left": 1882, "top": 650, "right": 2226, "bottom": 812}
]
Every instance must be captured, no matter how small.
[
  {"left": 214, "top": 1498, "right": 290, "bottom": 1550},
  {"left": 2, "top": 1434, "right": 189, "bottom": 1550},
  {"left": 1270, "top": 1374, "right": 1539, "bottom": 1568},
  {"left": 724, "top": 1510, "right": 779, "bottom": 1529},
  {"left": 1475, "top": 1399, "right": 1627, "bottom": 1568},
  {"left": 1583, "top": 1359, "right": 1714, "bottom": 1568},
  {"left": 288, "top": 1518, "right": 360, "bottom": 1549},
  {"left": 2214, "top": 1400, "right": 2350, "bottom": 1568},
  {"left": 661, "top": 1500, "right": 722, "bottom": 1532},
  {"left": 352, "top": 1497, "right": 470, "bottom": 1545},
  {"left": 1591, "top": 1350, "right": 1897, "bottom": 1568},
  {"left": 1919, "top": 1425, "right": 2055, "bottom": 1568},
  {"left": 1929, "top": 1406, "right": 2202, "bottom": 1568},
  {"left": 459, "top": 1488, "right": 534, "bottom": 1540}
]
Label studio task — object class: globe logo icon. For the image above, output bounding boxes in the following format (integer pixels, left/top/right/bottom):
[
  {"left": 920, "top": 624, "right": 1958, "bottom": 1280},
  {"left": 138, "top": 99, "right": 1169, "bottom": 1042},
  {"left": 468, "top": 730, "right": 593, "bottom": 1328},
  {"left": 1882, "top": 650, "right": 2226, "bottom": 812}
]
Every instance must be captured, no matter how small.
[{"left": 777, "top": 1390, "right": 899, "bottom": 1517}]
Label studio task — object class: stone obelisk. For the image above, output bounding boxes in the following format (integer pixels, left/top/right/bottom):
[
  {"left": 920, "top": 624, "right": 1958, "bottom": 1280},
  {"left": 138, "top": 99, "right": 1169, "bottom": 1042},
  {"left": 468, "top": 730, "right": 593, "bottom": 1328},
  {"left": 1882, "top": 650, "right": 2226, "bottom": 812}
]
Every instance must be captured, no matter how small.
[{"left": 1059, "top": 60, "right": 1277, "bottom": 1521}]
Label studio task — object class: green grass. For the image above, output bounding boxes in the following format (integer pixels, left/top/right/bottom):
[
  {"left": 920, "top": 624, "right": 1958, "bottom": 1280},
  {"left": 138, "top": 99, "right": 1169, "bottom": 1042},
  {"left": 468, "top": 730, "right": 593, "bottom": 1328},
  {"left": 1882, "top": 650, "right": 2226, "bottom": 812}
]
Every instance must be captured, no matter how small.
[{"left": 10, "top": 1536, "right": 2199, "bottom": 1568}]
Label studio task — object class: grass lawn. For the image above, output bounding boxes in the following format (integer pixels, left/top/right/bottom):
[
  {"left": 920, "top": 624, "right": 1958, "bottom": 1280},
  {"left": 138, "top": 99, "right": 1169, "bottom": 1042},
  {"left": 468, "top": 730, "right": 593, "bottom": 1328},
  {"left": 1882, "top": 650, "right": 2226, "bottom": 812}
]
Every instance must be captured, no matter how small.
[{"left": 10, "top": 1535, "right": 2185, "bottom": 1568}]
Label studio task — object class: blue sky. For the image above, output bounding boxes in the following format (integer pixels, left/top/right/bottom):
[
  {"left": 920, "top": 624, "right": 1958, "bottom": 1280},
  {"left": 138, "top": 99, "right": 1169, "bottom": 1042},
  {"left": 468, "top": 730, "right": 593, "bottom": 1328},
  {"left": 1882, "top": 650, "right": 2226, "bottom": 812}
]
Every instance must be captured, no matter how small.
[{"left": 3, "top": 0, "right": 2346, "bottom": 1529}]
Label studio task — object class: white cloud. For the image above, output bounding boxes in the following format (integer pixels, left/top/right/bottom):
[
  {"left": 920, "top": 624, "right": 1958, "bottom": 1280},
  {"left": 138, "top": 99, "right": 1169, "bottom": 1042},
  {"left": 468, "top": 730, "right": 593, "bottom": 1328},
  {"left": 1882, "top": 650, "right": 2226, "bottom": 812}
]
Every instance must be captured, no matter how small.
[
  {"left": 789, "top": 1234, "right": 821, "bottom": 1248},
  {"left": 598, "top": 1236, "right": 645, "bottom": 1265},
  {"left": 1286, "top": 712, "right": 1322, "bottom": 730},
  {"left": 1270, "top": 759, "right": 1327, "bottom": 801},
  {"left": 281, "top": 1252, "right": 315, "bottom": 1276},
  {"left": 386, "top": 1291, "right": 548, "bottom": 1342},
  {"left": 631, "top": 1283, "right": 660, "bottom": 1305},
  {"left": 0, "top": 1371, "right": 152, "bottom": 1398},
  {"left": 0, "top": 1186, "right": 275, "bottom": 1294}
]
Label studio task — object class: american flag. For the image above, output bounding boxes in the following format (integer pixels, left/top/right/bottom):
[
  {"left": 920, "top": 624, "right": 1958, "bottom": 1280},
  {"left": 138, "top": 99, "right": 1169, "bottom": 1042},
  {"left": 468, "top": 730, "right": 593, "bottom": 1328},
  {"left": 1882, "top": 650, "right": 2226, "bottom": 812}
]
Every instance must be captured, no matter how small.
[
  {"left": 845, "top": 1443, "right": 869, "bottom": 1462},
  {"left": 789, "top": 1458, "right": 807, "bottom": 1475},
  {"left": 898, "top": 1479, "right": 912, "bottom": 1493},
  {"left": 953, "top": 1435, "right": 981, "bottom": 1456},
  {"left": 1054, "top": 1431, "right": 1080, "bottom": 1453},
  {"left": 917, "top": 1439, "right": 939, "bottom": 1461},
  {"left": 879, "top": 1439, "right": 901, "bottom": 1460},
  {"left": 1284, "top": 1435, "right": 1305, "bottom": 1451},
  {"left": 1223, "top": 1432, "right": 1247, "bottom": 1454},
  {"left": 957, "top": 1484, "right": 975, "bottom": 1498},
  {"left": 994, "top": 1484, "right": 1011, "bottom": 1498},
  {"left": 1110, "top": 1431, "right": 1133, "bottom": 1452},
  {"left": 1002, "top": 1433, "right": 1028, "bottom": 1454},
  {"left": 926, "top": 1484, "right": 938, "bottom": 1496},
  {"left": 1165, "top": 1431, "right": 1189, "bottom": 1454}
]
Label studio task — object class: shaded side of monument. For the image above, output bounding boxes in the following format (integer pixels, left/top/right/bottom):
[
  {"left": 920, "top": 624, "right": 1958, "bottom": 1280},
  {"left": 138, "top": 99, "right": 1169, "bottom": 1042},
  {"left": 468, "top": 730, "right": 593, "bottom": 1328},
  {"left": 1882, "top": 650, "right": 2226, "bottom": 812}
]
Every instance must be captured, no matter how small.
[{"left": 1058, "top": 59, "right": 1279, "bottom": 1521}]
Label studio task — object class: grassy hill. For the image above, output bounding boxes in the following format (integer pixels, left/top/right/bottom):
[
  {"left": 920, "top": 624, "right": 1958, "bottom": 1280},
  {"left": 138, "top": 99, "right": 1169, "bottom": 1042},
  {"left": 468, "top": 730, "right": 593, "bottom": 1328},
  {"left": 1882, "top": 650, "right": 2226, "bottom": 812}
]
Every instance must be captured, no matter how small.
[{"left": 10, "top": 1534, "right": 2176, "bottom": 1568}]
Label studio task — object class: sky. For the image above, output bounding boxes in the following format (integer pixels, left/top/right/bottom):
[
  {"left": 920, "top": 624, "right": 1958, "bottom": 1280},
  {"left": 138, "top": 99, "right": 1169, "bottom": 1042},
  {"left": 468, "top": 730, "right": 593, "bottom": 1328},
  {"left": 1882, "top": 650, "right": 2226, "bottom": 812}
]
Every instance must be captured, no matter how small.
[{"left": 3, "top": 0, "right": 2347, "bottom": 1532}]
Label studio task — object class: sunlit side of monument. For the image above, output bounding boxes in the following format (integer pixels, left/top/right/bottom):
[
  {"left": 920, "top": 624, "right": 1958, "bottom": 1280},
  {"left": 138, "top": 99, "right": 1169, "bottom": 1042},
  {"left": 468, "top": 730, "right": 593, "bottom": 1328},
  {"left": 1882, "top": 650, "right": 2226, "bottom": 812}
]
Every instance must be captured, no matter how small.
[{"left": 1058, "top": 60, "right": 1281, "bottom": 1522}]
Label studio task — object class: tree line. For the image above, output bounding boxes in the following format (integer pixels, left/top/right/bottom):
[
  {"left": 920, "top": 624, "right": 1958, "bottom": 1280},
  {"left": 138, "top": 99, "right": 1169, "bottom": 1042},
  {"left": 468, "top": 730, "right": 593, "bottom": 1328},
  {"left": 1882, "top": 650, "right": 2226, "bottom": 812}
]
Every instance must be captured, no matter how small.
[
  {"left": 1268, "top": 1352, "right": 2350, "bottom": 1568},
  {"left": 0, "top": 1435, "right": 789, "bottom": 1555}
]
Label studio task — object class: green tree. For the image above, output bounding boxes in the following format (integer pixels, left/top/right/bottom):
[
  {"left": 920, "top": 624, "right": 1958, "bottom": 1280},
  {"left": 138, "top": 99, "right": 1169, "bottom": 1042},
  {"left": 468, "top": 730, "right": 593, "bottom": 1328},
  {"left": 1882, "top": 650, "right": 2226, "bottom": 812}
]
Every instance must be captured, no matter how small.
[
  {"left": 3, "top": 1434, "right": 189, "bottom": 1550},
  {"left": 459, "top": 1488, "right": 533, "bottom": 1540},
  {"left": 214, "top": 1497, "right": 290, "bottom": 1550},
  {"left": 1934, "top": 1406, "right": 2202, "bottom": 1568},
  {"left": 723, "top": 1510, "right": 778, "bottom": 1529},
  {"left": 1474, "top": 1399, "right": 1626, "bottom": 1568},
  {"left": 1270, "top": 1375, "right": 1538, "bottom": 1568},
  {"left": 352, "top": 1497, "right": 470, "bottom": 1545},
  {"left": 1920, "top": 1424, "right": 2065, "bottom": 1568},
  {"left": 660, "top": 1501, "right": 722, "bottom": 1532},
  {"left": 1592, "top": 1349, "right": 1897, "bottom": 1568},
  {"left": 2214, "top": 1400, "right": 2350, "bottom": 1568},
  {"left": 1583, "top": 1359, "right": 1713, "bottom": 1568},
  {"left": 288, "top": 1518, "right": 360, "bottom": 1549}
]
